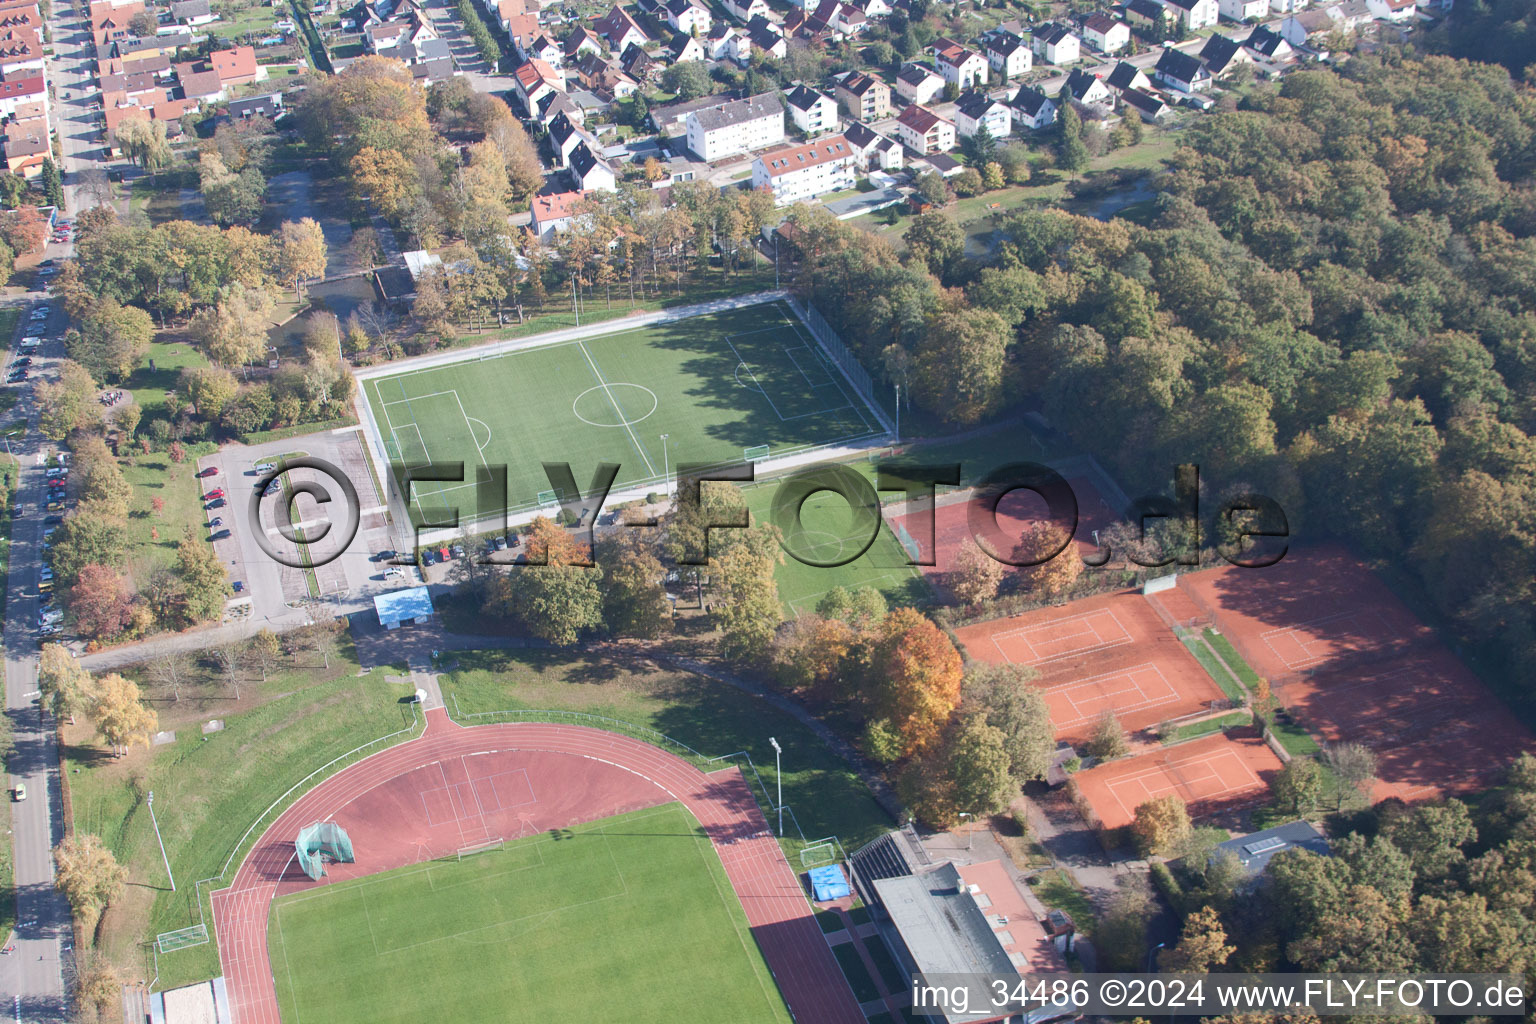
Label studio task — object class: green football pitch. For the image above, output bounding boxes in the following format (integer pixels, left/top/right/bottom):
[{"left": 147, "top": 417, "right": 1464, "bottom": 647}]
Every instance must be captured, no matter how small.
[
  {"left": 267, "top": 803, "right": 793, "bottom": 1024},
  {"left": 361, "top": 302, "right": 885, "bottom": 524}
]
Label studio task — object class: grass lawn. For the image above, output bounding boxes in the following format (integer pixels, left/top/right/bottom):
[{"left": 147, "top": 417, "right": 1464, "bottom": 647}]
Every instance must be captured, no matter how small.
[
  {"left": 830, "top": 940, "right": 881, "bottom": 1003},
  {"left": 67, "top": 636, "right": 421, "bottom": 987},
  {"left": 120, "top": 445, "right": 218, "bottom": 579},
  {"left": 128, "top": 176, "right": 188, "bottom": 227},
  {"left": 364, "top": 301, "right": 885, "bottom": 525},
  {"left": 1028, "top": 869, "right": 1093, "bottom": 936},
  {"left": 1160, "top": 710, "right": 1250, "bottom": 745},
  {"left": 1204, "top": 629, "right": 1262, "bottom": 688},
  {"left": 740, "top": 476, "right": 927, "bottom": 617},
  {"left": 124, "top": 339, "right": 211, "bottom": 423},
  {"left": 438, "top": 649, "right": 893, "bottom": 854},
  {"left": 1179, "top": 635, "right": 1246, "bottom": 702},
  {"left": 1268, "top": 709, "right": 1321, "bottom": 757},
  {"left": 268, "top": 803, "right": 792, "bottom": 1024}
]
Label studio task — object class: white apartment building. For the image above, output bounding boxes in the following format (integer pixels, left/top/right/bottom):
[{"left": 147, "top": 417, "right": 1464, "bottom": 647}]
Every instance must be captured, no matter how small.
[
  {"left": 751, "top": 134, "right": 859, "bottom": 205},
  {"left": 685, "top": 91, "right": 786, "bottom": 161}
]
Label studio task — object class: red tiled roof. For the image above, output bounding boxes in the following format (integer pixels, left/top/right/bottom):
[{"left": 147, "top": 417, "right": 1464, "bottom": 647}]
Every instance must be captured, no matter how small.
[
  {"left": 208, "top": 44, "right": 257, "bottom": 82},
  {"left": 531, "top": 190, "right": 583, "bottom": 224},
  {"left": 896, "top": 103, "right": 945, "bottom": 132},
  {"left": 757, "top": 134, "right": 853, "bottom": 177}
]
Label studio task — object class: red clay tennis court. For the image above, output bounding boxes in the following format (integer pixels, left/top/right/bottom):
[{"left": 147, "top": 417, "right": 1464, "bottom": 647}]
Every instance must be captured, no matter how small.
[
  {"left": 1177, "top": 545, "right": 1534, "bottom": 801},
  {"left": 887, "top": 475, "right": 1116, "bottom": 585},
  {"left": 1072, "top": 732, "right": 1284, "bottom": 831},
  {"left": 953, "top": 591, "right": 1228, "bottom": 744}
]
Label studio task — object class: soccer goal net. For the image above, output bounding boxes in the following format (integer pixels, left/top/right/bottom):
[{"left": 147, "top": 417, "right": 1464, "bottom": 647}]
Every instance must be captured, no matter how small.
[
  {"left": 296, "top": 821, "right": 355, "bottom": 881},
  {"left": 457, "top": 837, "right": 505, "bottom": 861},
  {"left": 743, "top": 445, "right": 770, "bottom": 462}
]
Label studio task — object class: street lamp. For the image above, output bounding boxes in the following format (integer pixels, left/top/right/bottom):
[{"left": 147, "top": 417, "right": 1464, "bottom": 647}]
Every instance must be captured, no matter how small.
[
  {"left": 957, "top": 811, "right": 974, "bottom": 850},
  {"left": 1147, "top": 941, "right": 1165, "bottom": 973},
  {"left": 768, "top": 737, "right": 783, "bottom": 837},
  {"left": 147, "top": 791, "right": 175, "bottom": 891},
  {"left": 659, "top": 433, "right": 670, "bottom": 495}
]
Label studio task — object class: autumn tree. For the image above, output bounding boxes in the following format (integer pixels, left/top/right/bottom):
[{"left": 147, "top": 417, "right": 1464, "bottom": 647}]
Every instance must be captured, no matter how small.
[
  {"left": 38, "top": 360, "right": 105, "bottom": 439},
  {"left": 1274, "top": 756, "right": 1324, "bottom": 815},
  {"left": 772, "top": 614, "right": 855, "bottom": 699},
  {"left": 72, "top": 953, "right": 123, "bottom": 1024},
  {"left": 949, "top": 538, "right": 1004, "bottom": 606},
  {"left": 68, "top": 565, "right": 134, "bottom": 640},
  {"left": 250, "top": 628, "right": 282, "bottom": 680},
  {"left": 38, "top": 643, "right": 93, "bottom": 722},
  {"left": 867, "top": 608, "right": 964, "bottom": 758},
  {"left": 1321, "top": 742, "right": 1378, "bottom": 810},
  {"left": 53, "top": 835, "right": 126, "bottom": 937},
  {"left": 278, "top": 217, "right": 328, "bottom": 298},
  {"left": 1131, "top": 794, "right": 1191, "bottom": 857},
  {"left": 91, "top": 673, "right": 158, "bottom": 753},
  {"left": 172, "top": 529, "right": 231, "bottom": 623},
  {"left": 485, "top": 518, "right": 603, "bottom": 645},
  {"left": 1086, "top": 710, "right": 1129, "bottom": 759},
  {"left": 1160, "top": 905, "right": 1235, "bottom": 973},
  {"left": 600, "top": 533, "right": 671, "bottom": 639},
  {"left": 190, "top": 283, "right": 277, "bottom": 367},
  {"left": 1014, "top": 522, "right": 1083, "bottom": 597}
]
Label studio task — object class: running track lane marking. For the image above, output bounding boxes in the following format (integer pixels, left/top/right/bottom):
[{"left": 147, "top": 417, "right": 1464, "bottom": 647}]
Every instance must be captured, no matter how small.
[{"left": 210, "top": 710, "right": 864, "bottom": 1024}]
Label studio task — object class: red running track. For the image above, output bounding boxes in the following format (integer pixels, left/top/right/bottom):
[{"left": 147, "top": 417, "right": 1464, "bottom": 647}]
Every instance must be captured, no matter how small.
[{"left": 210, "top": 708, "right": 864, "bottom": 1024}]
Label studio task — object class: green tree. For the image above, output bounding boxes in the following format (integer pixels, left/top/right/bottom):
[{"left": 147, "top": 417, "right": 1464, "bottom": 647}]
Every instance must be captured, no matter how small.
[
  {"left": 661, "top": 61, "right": 712, "bottom": 100},
  {"left": 173, "top": 530, "right": 232, "bottom": 623},
  {"left": 961, "top": 662, "right": 1054, "bottom": 786},
  {"left": 38, "top": 643, "right": 93, "bottom": 722},
  {"left": 945, "top": 711, "right": 1016, "bottom": 816},
  {"left": 39, "top": 157, "right": 64, "bottom": 208},
  {"left": 910, "top": 306, "right": 1011, "bottom": 425},
  {"left": 1057, "top": 103, "right": 1089, "bottom": 175},
  {"left": 600, "top": 534, "right": 671, "bottom": 638},
  {"left": 487, "top": 519, "right": 604, "bottom": 645},
  {"left": 1274, "top": 756, "right": 1324, "bottom": 816},
  {"left": 914, "top": 170, "right": 949, "bottom": 208},
  {"left": 1086, "top": 710, "right": 1129, "bottom": 759}
]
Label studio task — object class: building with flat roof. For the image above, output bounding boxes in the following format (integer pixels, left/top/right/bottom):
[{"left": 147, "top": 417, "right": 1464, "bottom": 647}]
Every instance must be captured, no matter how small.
[{"left": 373, "top": 586, "right": 433, "bottom": 629}]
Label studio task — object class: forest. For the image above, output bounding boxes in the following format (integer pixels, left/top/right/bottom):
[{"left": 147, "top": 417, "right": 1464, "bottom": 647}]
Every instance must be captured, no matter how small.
[{"left": 783, "top": 53, "right": 1536, "bottom": 702}]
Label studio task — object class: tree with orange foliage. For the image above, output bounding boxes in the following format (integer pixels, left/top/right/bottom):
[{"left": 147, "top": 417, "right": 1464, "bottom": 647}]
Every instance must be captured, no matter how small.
[
  {"left": 868, "top": 608, "right": 964, "bottom": 758},
  {"left": 485, "top": 517, "right": 602, "bottom": 645},
  {"left": 1013, "top": 521, "right": 1082, "bottom": 598}
]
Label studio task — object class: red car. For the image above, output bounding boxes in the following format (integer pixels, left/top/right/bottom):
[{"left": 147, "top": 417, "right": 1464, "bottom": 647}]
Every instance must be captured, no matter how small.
[
  {"left": 197, "top": 467, "right": 219, "bottom": 478},
  {"left": 205, "top": 488, "right": 225, "bottom": 500}
]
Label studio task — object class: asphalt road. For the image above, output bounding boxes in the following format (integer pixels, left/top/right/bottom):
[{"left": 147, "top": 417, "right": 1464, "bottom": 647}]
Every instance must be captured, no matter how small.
[{"left": 1, "top": 298, "right": 77, "bottom": 1022}]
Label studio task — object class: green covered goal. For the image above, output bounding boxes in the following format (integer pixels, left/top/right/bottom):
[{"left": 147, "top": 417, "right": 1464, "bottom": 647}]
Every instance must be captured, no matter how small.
[{"left": 296, "top": 822, "right": 355, "bottom": 881}]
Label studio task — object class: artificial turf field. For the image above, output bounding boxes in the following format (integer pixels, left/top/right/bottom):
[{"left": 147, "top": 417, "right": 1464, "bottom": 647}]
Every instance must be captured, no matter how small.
[
  {"left": 361, "top": 302, "right": 884, "bottom": 523},
  {"left": 267, "top": 803, "right": 792, "bottom": 1024}
]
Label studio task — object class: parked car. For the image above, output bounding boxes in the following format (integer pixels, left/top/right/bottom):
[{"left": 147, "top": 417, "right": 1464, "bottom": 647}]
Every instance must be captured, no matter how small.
[
  {"left": 208, "top": 517, "right": 223, "bottom": 528},
  {"left": 11, "top": 783, "right": 24, "bottom": 801},
  {"left": 492, "top": 535, "right": 507, "bottom": 551},
  {"left": 255, "top": 461, "right": 277, "bottom": 473},
  {"left": 421, "top": 549, "right": 436, "bottom": 565},
  {"left": 13, "top": 357, "right": 31, "bottom": 367},
  {"left": 43, "top": 514, "right": 61, "bottom": 525},
  {"left": 210, "top": 529, "right": 230, "bottom": 540},
  {"left": 205, "top": 488, "right": 225, "bottom": 500},
  {"left": 197, "top": 466, "right": 219, "bottom": 478},
  {"left": 451, "top": 544, "right": 465, "bottom": 559},
  {"left": 45, "top": 501, "right": 61, "bottom": 512},
  {"left": 232, "top": 580, "right": 244, "bottom": 593},
  {"left": 373, "top": 549, "right": 396, "bottom": 562},
  {"left": 38, "top": 623, "right": 58, "bottom": 636},
  {"left": 206, "top": 498, "right": 225, "bottom": 510}
]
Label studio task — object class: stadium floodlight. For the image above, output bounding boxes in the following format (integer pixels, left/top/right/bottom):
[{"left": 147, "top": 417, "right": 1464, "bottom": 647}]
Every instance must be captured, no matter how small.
[
  {"left": 769, "top": 737, "right": 783, "bottom": 837},
  {"left": 660, "top": 434, "right": 670, "bottom": 494}
]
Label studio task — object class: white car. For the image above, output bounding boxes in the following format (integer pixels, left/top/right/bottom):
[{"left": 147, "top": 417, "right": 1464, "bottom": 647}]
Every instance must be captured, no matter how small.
[{"left": 255, "top": 461, "right": 277, "bottom": 473}]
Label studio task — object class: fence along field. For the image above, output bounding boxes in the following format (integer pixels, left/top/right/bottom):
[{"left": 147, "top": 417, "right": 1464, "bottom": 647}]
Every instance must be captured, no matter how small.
[{"left": 361, "top": 302, "right": 887, "bottom": 529}]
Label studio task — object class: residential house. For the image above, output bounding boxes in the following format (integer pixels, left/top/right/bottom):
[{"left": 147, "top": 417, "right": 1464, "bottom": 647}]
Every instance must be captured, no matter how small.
[
  {"left": 530, "top": 190, "right": 585, "bottom": 240},
  {"left": 568, "top": 142, "right": 616, "bottom": 191},
  {"left": 1120, "top": 85, "right": 1171, "bottom": 121},
  {"left": 705, "top": 23, "right": 738, "bottom": 59},
  {"left": 684, "top": 90, "right": 784, "bottom": 160},
  {"left": 1218, "top": 0, "right": 1268, "bottom": 19},
  {"left": 1155, "top": 45, "right": 1211, "bottom": 90},
  {"left": 0, "top": 33, "right": 41, "bottom": 76},
  {"left": 228, "top": 91, "right": 283, "bottom": 119},
  {"left": 833, "top": 70, "right": 890, "bottom": 120},
  {"left": 664, "top": 0, "right": 710, "bottom": 34},
  {"left": 894, "top": 61, "right": 943, "bottom": 104},
  {"left": 1279, "top": 8, "right": 1331, "bottom": 40},
  {"left": 751, "top": 134, "right": 857, "bottom": 205},
  {"left": 169, "top": 0, "right": 216, "bottom": 23},
  {"left": 1332, "top": 0, "right": 1376, "bottom": 29},
  {"left": 1064, "top": 67, "right": 1113, "bottom": 105},
  {"left": 1125, "top": 0, "right": 1169, "bottom": 29},
  {"left": 1270, "top": 0, "right": 1309, "bottom": 15},
  {"left": 933, "top": 36, "right": 987, "bottom": 87},
  {"left": 517, "top": 30, "right": 562, "bottom": 65},
  {"left": 207, "top": 45, "right": 263, "bottom": 86},
  {"left": 563, "top": 25, "right": 603, "bottom": 61},
  {"left": 1164, "top": 0, "right": 1220, "bottom": 29},
  {"left": 1199, "top": 32, "right": 1253, "bottom": 75},
  {"left": 1365, "top": 0, "right": 1414, "bottom": 21},
  {"left": 893, "top": 103, "right": 954, "bottom": 154},
  {"left": 410, "top": 56, "right": 457, "bottom": 85},
  {"left": 1011, "top": 84, "right": 1057, "bottom": 129},
  {"left": 575, "top": 53, "right": 638, "bottom": 98},
  {"left": 842, "top": 119, "right": 902, "bottom": 170},
  {"left": 1247, "top": 22, "right": 1294, "bottom": 54},
  {"left": 1105, "top": 59, "right": 1152, "bottom": 93},
  {"left": 1031, "top": 22, "right": 1080, "bottom": 64},
  {"left": 511, "top": 57, "right": 563, "bottom": 114},
  {"left": 721, "top": 0, "right": 768, "bottom": 20},
  {"left": 2, "top": 127, "right": 47, "bottom": 176},
  {"left": 593, "top": 5, "right": 648, "bottom": 51},
  {"left": 739, "top": 17, "right": 786, "bottom": 60},
  {"left": 650, "top": 90, "right": 736, "bottom": 131},
  {"left": 502, "top": 12, "right": 539, "bottom": 47},
  {"left": 535, "top": 89, "right": 583, "bottom": 126},
  {"left": 982, "top": 29, "right": 1031, "bottom": 78},
  {"left": 178, "top": 68, "right": 225, "bottom": 103},
  {"left": 109, "top": 34, "right": 172, "bottom": 62},
  {"left": 784, "top": 84, "right": 837, "bottom": 134},
  {"left": 620, "top": 42, "right": 655, "bottom": 78},
  {"left": 90, "top": 0, "right": 143, "bottom": 49},
  {"left": 860, "top": 0, "right": 889, "bottom": 14},
  {"left": 1080, "top": 12, "right": 1130, "bottom": 52},
  {"left": 548, "top": 109, "right": 596, "bottom": 166},
  {"left": 953, "top": 89, "right": 1010, "bottom": 139},
  {"left": 666, "top": 31, "right": 704, "bottom": 62}
]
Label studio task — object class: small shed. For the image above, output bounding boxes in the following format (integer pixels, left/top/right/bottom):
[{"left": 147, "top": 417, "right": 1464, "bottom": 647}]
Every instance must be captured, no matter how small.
[{"left": 373, "top": 586, "right": 433, "bottom": 629}]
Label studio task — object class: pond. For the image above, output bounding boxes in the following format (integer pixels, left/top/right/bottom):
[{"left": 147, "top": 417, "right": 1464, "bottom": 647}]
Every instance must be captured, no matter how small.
[{"left": 266, "top": 274, "right": 381, "bottom": 357}]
